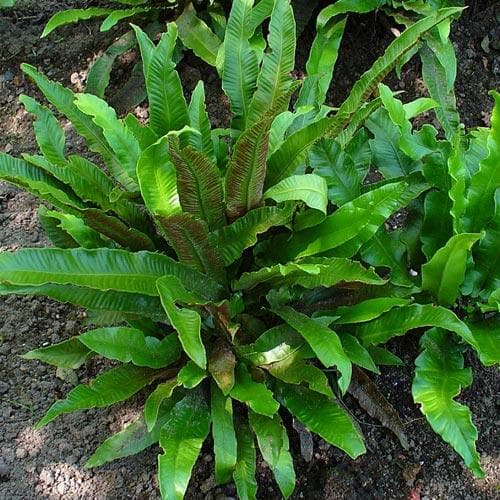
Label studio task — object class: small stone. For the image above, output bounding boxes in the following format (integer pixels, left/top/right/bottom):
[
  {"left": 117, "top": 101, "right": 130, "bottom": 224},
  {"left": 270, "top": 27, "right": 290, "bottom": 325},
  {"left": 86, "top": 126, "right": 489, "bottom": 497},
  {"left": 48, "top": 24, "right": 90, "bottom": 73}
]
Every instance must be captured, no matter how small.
[
  {"left": 15, "top": 447, "right": 28, "bottom": 459},
  {"left": 0, "top": 381, "right": 9, "bottom": 394},
  {"left": 4, "top": 143, "right": 12, "bottom": 153},
  {"left": 0, "top": 459, "right": 10, "bottom": 482},
  {"left": 3, "top": 70, "right": 14, "bottom": 82}
]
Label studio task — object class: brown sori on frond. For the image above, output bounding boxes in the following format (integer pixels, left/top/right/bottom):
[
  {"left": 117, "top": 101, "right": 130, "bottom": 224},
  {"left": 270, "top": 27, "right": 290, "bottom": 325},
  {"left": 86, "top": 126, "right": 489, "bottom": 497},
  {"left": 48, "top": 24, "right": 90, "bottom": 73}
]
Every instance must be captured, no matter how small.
[
  {"left": 156, "top": 213, "right": 227, "bottom": 285},
  {"left": 168, "top": 138, "right": 226, "bottom": 230}
]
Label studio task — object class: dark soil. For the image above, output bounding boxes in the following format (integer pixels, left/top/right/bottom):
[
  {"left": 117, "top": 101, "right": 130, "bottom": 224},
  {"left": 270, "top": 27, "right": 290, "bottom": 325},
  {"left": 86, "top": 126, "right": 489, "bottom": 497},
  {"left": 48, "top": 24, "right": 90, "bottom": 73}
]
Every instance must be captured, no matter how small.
[{"left": 0, "top": 1, "right": 499, "bottom": 499}]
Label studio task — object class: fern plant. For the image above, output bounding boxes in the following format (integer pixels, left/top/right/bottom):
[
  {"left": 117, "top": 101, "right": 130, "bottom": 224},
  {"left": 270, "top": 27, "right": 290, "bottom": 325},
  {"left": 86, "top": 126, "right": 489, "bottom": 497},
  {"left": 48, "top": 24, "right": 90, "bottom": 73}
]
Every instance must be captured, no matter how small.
[{"left": 0, "top": 1, "right": 495, "bottom": 498}]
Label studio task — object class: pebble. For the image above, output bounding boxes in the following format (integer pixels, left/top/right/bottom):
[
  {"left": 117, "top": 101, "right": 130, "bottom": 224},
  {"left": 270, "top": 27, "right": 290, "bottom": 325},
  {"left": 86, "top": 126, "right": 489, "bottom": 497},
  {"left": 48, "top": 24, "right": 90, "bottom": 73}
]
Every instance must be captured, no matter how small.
[
  {"left": 0, "top": 381, "right": 9, "bottom": 394},
  {"left": 15, "top": 447, "right": 28, "bottom": 460},
  {"left": 0, "top": 459, "right": 10, "bottom": 481},
  {"left": 3, "top": 70, "right": 14, "bottom": 82}
]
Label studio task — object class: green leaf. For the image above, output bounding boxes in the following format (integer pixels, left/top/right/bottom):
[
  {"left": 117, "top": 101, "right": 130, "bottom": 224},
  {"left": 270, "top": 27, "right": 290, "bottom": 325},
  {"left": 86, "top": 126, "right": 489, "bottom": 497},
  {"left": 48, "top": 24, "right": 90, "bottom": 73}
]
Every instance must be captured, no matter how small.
[
  {"left": 169, "top": 141, "right": 225, "bottom": 229},
  {"left": 249, "top": 412, "right": 295, "bottom": 498},
  {"left": 309, "top": 139, "right": 361, "bottom": 205},
  {"left": 158, "top": 390, "right": 211, "bottom": 499},
  {"left": 421, "top": 233, "right": 481, "bottom": 306},
  {"left": 19, "top": 95, "right": 66, "bottom": 166},
  {"left": 264, "top": 174, "right": 328, "bottom": 214},
  {"left": 134, "top": 24, "right": 189, "bottom": 136},
  {"left": 234, "top": 257, "right": 384, "bottom": 291},
  {"left": 412, "top": 328, "right": 484, "bottom": 478},
  {"left": 233, "top": 419, "right": 257, "bottom": 500},
  {"left": 248, "top": 0, "right": 296, "bottom": 125},
  {"left": 230, "top": 363, "right": 279, "bottom": 417},
  {"left": 20, "top": 64, "right": 132, "bottom": 190},
  {"left": 144, "top": 378, "right": 179, "bottom": 431},
  {"left": 38, "top": 207, "right": 79, "bottom": 249},
  {"left": 86, "top": 30, "right": 138, "bottom": 98},
  {"left": 187, "top": 81, "right": 215, "bottom": 159},
  {"left": 42, "top": 8, "right": 114, "bottom": 37},
  {"left": 178, "top": 361, "right": 207, "bottom": 388},
  {"left": 339, "top": 333, "right": 379, "bottom": 374},
  {"left": 421, "top": 190, "right": 453, "bottom": 259},
  {"left": 367, "top": 346, "right": 404, "bottom": 366},
  {"left": 176, "top": 3, "right": 221, "bottom": 66},
  {"left": 276, "top": 382, "right": 366, "bottom": 459},
  {"left": 466, "top": 319, "right": 500, "bottom": 367},
  {"left": 74, "top": 93, "right": 140, "bottom": 185},
  {"left": 100, "top": 8, "right": 147, "bottom": 32},
  {"left": 278, "top": 179, "right": 428, "bottom": 260},
  {"left": 78, "top": 327, "right": 181, "bottom": 369},
  {"left": 211, "top": 382, "right": 238, "bottom": 484},
  {"left": 137, "top": 135, "right": 180, "bottom": 217},
  {"left": 0, "top": 247, "right": 222, "bottom": 300},
  {"left": 354, "top": 303, "right": 476, "bottom": 348},
  {"left": 156, "top": 275, "right": 207, "bottom": 369},
  {"left": 272, "top": 306, "right": 352, "bottom": 394},
  {"left": 213, "top": 204, "right": 294, "bottom": 266},
  {"left": 462, "top": 91, "right": 500, "bottom": 233},
  {"left": 37, "top": 365, "right": 156, "bottom": 427},
  {"left": 331, "top": 297, "right": 411, "bottom": 324},
  {"left": 86, "top": 397, "right": 178, "bottom": 469},
  {"left": 222, "top": 0, "right": 258, "bottom": 131},
  {"left": 22, "top": 338, "right": 91, "bottom": 369}
]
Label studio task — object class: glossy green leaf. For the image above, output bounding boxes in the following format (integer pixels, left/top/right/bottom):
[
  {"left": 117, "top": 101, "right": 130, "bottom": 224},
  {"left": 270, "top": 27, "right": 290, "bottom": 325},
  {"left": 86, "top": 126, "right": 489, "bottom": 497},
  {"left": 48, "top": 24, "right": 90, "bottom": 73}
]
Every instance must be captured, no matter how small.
[
  {"left": 230, "top": 363, "right": 279, "bottom": 417},
  {"left": 208, "top": 341, "right": 236, "bottom": 396},
  {"left": 466, "top": 319, "right": 500, "bottom": 367},
  {"left": 144, "top": 378, "right": 179, "bottom": 431},
  {"left": 331, "top": 298, "right": 411, "bottom": 324},
  {"left": 156, "top": 275, "right": 207, "bottom": 369},
  {"left": 158, "top": 390, "right": 211, "bottom": 499},
  {"left": 339, "top": 333, "right": 379, "bottom": 374},
  {"left": 100, "top": 8, "right": 146, "bottom": 32},
  {"left": 412, "top": 328, "right": 484, "bottom": 477},
  {"left": 42, "top": 8, "right": 113, "bottom": 37},
  {"left": 273, "top": 306, "right": 352, "bottom": 394},
  {"left": 233, "top": 419, "right": 257, "bottom": 500},
  {"left": 367, "top": 346, "right": 404, "bottom": 366},
  {"left": 421, "top": 190, "right": 453, "bottom": 259},
  {"left": 249, "top": 412, "right": 295, "bottom": 498},
  {"left": 78, "top": 327, "right": 181, "bottom": 369},
  {"left": 211, "top": 382, "right": 238, "bottom": 485},
  {"left": 178, "top": 361, "right": 207, "bottom": 389},
  {"left": 37, "top": 365, "right": 156, "bottom": 427},
  {"left": 276, "top": 382, "right": 366, "bottom": 459},
  {"left": 22, "top": 338, "right": 92, "bottom": 369},
  {"left": 264, "top": 174, "right": 328, "bottom": 214},
  {"left": 422, "top": 233, "right": 481, "bottom": 306},
  {"left": 187, "top": 81, "right": 215, "bottom": 159}
]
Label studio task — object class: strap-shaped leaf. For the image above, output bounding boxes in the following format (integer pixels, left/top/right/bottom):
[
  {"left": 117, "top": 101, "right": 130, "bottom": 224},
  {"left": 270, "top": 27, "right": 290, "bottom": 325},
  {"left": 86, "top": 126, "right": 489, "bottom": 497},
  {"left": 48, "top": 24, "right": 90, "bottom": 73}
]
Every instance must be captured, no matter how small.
[
  {"left": 462, "top": 91, "right": 500, "bottom": 232},
  {"left": 273, "top": 306, "right": 352, "bottom": 394},
  {"left": 331, "top": 297, "right": 411, "bottom": 324},
  {"left": 157, "top": 214, "right": 226, "bottom": 283},
  {"left": 74, "top": 93, "right": 140, "bottom": 185},
  {"left": 249, "top": 412, "right": 295, "bottom": 499},
  {"left": 235, "top": 256, "right": 384, "bottom": 291},
  {"left": 38, "top": 207, "right": 78, "bottom": 248},
  {"left": 178, "top": 361, "right": 207, "bottom": 389},
  {"left": 0, "top": 247, "right": 222, "bottom": 300},
  {"left": 78, "top": 327, "right": 181, "bottom": 369},
  {"left": 276, "top": 382, "right": 366, "bottom": 459},
  {"left": 19, "top": 95, "right": 66, "bottom": 166},
  {"left": 412, "top": 328, "right": 484, "bottom": 477},
  {"left": 211, "top": 382, "right": 238, "bottom": 484},
  {"left": 264, "top": 174, "right": 328, "bottom": 214},
  {"left": 134, "top": 24, "right": 189, "bottom": 136},
  {"left": 144, "top": 378, "right": 179, "bottom": 431},
  {"left": 208, "top": 341, "right": 236, "bottom": 396},
  {"left": 20, "top": 64, "right": 133, "bottom": 190},
  {"left": 233, "top": 418, "right": 257, "bottom": 500},
  {"left": 158, "top": 390, "right": 211, "bottom": 499},
  {"left": 100, "top": 7, "right": 147, "bottom": 31},
  {"left": 169, "top": 141, "right": 225, "bottom": 229},
  {"left": 339, "top": 333, "right": 379, "bottom": 374},
  {"left": 354, "top": 303, "right": 476, "bottom": 348},
  {"left": 222, "top": 0, "right": 258, "bottom": 131},
  {"left": 466, "top": 320, "right": 500, "bottom": 367},
  {"left": 176, "top": 3, "right": 221, "bottom": 66},
  {"left": 37, "top": 364, "right": 156, "bottom": 427},
  {"left": 212, "top": 204, "right": 294, "bottom": 266},
  {"left": 86, "top": 396, "right": 179, "bottom": 469},
  {"left": 86, "top": 30, "right": 137, "bottom": 98},
  {"left": 277, "top": 179, "right": 428, "bottom": 260},
  {"left": 349, "top": 367, "right": 408, "bottom": 449},
  {"left": 247, "top": 0, "right": 296, "bottom": 125},
  {"left": 421, "top": 233, "right": 481, "bottom": 306},
  {"left": 22, "top": 338, "right": 92, "bottom": 369},
  {"left": 156, "top": 275, "right": 207, "bottom": 369},
  {"left": 137, "top": 135, "right": 180, "bottom": 217},
  {"left": 230, "top": 363, "right": 279, "bottom": 417},
  {"left": 0, "top": 283, "right": 163, "bottom": 318},
  {"left": 225, "top": 116, "right": 271, "bottom": 220},
  {"left": 187, "top": 81, "right": 215, "bottom": 159},
  {"left": 421, "top": 190, "right": 453, "bottom": 258},
  {"left": 41, "top": 8, "right": 114, "bottom": 37}
]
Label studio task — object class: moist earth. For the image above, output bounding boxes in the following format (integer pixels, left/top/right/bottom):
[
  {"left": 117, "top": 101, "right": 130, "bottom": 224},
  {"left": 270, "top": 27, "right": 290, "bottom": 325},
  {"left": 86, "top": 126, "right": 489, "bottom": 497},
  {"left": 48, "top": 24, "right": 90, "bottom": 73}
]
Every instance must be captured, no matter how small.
[{"left": 0, "top": 1, "right": 499, "bottom": 498}]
